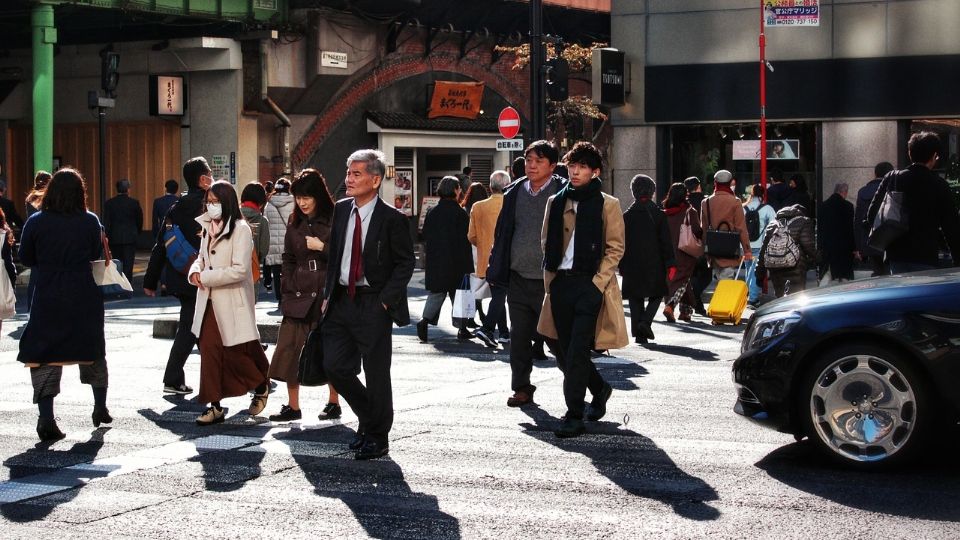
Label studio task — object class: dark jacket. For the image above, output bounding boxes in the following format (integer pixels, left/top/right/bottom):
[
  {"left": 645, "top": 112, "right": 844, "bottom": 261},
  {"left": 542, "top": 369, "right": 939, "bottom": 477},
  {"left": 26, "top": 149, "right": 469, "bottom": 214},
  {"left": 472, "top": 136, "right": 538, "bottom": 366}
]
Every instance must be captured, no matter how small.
[
  {"left": 281, "top": 210, "right": 332, "bottom": 319},
  {"left": 18, "top": 211, "right": 105, "bottom": 364},
  {"left": 486, "top": 174, "right": 565, "bottom": 286},
  {"left": 854, "top": 177, "right": 882, "bottom": 258},
  {"left": 620, "top": 199, "right": 676, "bottom": 298},
  {"left": 152, "top": 193, "right": 179, "bottom": 236},
  {"left": 423, "top": 198, "right": 473, "bottom": 293},
  {"left": 0, "top": 197, "right": 24, "bottom": 231},
  {"left": 103, "top": 193, "right": 143, "bottom": 245},
  {"left": 1, "top": 233, "right": 15, "bottom": 283},
  {"left": 144, "top": 188, "right": 205, "bottom": 295},
  {"left": 759, "top": 204, "right": 818, "bottom": 271},
  {"left": 767, "top": 182, "right": 791, "bottom": 211},
  {"left": 324, "top": 197, "right": 415, "bottom": 326},
  {"left": 818, "top": 193, "right": 856, "bottom": 280},
  {"left": 866, "top": 164, "right": 960, "bottom": 268},
  {"left": 783, "top": 189, "right": 814, "bottom": 218}
]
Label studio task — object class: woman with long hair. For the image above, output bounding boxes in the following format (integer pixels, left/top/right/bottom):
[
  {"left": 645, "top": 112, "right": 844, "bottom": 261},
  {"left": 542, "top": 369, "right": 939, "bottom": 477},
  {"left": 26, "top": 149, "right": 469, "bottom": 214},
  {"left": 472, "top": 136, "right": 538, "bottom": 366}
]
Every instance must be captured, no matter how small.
[
  {"left": 266, "top": 169, "right": 342, "bottom": 422},
  {"left": 189, "top": 181, "right": 271, "bottom": 425},
  {"left": 25, "top": 170, "right": 52, "bottom": 312},
  {"left": 662, "top": 182, "right": 702, "bottom": 324},
  {"left": 19, "top": 168, "right": 109, "bottom": 441},
  {"left": 461, "top": 182, "right": 489, "bottom": 214}
]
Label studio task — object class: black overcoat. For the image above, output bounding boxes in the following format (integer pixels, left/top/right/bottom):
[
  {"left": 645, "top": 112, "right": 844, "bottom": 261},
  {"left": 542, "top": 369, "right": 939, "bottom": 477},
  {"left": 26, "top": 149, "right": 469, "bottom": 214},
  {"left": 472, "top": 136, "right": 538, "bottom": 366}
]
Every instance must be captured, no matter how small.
[
  {"left": 423, "top": 198, "right": 473, "bottom": 293},
  {"left": 620, "top": 199, "right": 676, "bottom": 298},
  {"left": 818, "top": 193, "right": 856, "bottom": 280}
]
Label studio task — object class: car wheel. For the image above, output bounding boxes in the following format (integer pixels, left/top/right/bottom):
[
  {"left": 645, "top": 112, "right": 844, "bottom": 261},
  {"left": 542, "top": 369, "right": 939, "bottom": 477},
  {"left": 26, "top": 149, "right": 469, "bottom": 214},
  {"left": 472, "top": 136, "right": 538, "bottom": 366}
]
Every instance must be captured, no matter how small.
[{"left": 799, "top": 342, "right": 931, "bottom": 468}]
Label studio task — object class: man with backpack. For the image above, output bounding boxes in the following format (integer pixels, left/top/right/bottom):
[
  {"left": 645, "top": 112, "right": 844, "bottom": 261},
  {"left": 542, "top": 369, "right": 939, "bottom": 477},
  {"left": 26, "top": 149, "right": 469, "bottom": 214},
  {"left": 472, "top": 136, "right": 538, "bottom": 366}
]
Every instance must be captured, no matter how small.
[
  {"left": 758, "top": 204, "right": 817, "bottom": 297},
  {"left": 743, "top": 184, "right": 776, "bottom": 306},
  {"left": 143, "top": 157, "right": 213, "bottom": 395}
]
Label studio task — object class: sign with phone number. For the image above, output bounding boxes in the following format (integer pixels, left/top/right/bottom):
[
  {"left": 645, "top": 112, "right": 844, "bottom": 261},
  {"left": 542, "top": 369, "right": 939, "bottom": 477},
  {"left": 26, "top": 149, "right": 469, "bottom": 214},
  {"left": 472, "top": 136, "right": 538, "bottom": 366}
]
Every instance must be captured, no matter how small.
[{"left": 765, "top": 0, "right": 819, "bottom": 27}]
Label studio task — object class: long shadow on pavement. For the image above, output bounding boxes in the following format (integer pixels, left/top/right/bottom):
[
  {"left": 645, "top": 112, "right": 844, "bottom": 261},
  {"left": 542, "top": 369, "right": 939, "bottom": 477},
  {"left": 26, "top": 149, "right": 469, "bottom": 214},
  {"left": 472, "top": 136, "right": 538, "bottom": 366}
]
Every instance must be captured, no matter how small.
[
  {"left": 1, "top": 429, "right": 110, "bottom": 522},
  {"left": 639, "top": 342, "right": 720, "bottom": 362},
  {"left": 756, "top": 438, "right": 960, "bottom": 522},
  {"left": 280, "top": 424, "right": 462, "bottom": 539},
  {"left": 519, "top": 405, "right": 720, "bottom": 521}
]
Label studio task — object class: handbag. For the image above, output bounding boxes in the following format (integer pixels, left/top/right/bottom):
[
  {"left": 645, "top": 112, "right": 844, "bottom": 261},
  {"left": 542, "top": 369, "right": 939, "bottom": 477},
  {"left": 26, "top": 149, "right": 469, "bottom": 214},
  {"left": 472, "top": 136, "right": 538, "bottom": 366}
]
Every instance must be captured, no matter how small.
[
  {"left": 678, "top": 209, "right": 704, "bottom": 258},
  {"left": 469, "top": 273, "right": 492, "bottom": 300},
  {"left": 92, "top": 233, "right": 133, "bottom": 293},
  {"left": 451, "top": 274, "right": 477, "bottom": 328},
  {"left": 0, "top": 232, "right": 15, "bottom": 319},
  {"left": 867, "top": 171, "right": 909, "bottom": 252},
  {"left": 162, "top": 218, "right": 199, "bottom": 274},
  {"left": 703, "top": 198, "right": 743, "bottom": 259},
  {"left": 297, "top": 324, "right": 328, "bottom": 387}
]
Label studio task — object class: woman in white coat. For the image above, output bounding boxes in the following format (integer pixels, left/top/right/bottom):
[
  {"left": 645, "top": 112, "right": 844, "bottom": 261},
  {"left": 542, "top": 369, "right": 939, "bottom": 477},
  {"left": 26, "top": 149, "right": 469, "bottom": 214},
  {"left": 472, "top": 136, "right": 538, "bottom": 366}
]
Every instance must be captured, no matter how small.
[{"left": 189, "top": 181, "right": 271, "bottom": 425}]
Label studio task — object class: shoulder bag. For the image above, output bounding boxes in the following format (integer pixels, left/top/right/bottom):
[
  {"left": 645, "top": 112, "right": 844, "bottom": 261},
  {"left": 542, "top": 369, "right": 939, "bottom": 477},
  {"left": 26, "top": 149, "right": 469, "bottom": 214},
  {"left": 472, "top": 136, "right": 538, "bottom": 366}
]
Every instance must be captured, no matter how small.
[
  {"left": 703, "top": 198, "right": 743, "bottom": 259},
  {"left": 678, "top": 209, "right": 704, "bottom": 258},
  {"left": 867, "top": 170, "right": 909, "bottom": 252},
  {"left": 92, "top": 232, "right": 134, "bottom": 293}
]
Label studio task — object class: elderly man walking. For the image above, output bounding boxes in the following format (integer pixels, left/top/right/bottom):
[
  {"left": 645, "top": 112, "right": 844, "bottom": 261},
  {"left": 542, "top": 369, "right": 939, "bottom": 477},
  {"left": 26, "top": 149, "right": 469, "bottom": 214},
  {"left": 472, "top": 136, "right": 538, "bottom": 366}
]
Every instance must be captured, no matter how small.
[{"left": 470, "top": 170, "right": 511, "bottom": 347}]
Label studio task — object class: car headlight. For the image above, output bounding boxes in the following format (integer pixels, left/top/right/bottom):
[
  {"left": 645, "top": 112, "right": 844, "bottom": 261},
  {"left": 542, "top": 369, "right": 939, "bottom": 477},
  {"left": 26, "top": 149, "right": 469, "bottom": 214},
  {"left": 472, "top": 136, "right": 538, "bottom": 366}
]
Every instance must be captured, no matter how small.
[{"left": 742, "top": 312, "right": 802, "bottom": 353}]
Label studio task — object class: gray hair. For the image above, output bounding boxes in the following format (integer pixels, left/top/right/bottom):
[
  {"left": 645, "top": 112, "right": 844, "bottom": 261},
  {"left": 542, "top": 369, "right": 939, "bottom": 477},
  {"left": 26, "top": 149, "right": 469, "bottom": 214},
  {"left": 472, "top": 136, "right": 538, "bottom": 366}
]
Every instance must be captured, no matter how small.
[
  {"left": 489, "top": 170, "right": 510, "bottom": 193},
  {"left": 714, "top": 169, "right": 733, "bottom": 184},
  {"left": 346, "top": 149, "right": 386, "bottom": 179},
  {"left": 834, "top": 182, "right": 849, "bottom": 194}
]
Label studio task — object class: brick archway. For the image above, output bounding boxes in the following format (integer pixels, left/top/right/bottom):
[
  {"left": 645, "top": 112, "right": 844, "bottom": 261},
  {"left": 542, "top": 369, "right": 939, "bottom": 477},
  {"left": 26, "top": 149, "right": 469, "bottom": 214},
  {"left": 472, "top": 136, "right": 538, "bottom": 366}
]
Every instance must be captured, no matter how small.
[{"left": 292, "top": 52, "right": 528, "bottom": 168}]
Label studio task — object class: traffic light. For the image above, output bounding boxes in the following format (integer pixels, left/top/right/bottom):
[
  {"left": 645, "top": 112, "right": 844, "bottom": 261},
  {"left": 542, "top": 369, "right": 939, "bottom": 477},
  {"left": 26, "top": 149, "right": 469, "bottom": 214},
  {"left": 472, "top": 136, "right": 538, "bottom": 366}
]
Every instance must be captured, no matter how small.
[
  {"left": 545, "top": 56, "right": 569, "bottom": 101},
  {"left": 101, "top": 51, "right": 120, "bottom": 96}
]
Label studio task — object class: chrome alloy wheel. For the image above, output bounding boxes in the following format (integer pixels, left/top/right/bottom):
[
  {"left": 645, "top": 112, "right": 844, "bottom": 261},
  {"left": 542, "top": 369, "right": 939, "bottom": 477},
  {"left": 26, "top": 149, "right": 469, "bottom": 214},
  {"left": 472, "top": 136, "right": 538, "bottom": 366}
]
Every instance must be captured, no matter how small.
[{"left": 809, "top": 354, "right": 917, "bottom": 462}]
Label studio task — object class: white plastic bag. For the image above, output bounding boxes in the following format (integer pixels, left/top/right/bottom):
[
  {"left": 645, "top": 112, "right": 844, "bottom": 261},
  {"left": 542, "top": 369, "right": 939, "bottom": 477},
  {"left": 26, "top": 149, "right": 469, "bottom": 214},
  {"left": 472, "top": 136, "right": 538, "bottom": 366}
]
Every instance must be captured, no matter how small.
[{"left": 469, "top": 273, "right": 491, "bottom": 300}]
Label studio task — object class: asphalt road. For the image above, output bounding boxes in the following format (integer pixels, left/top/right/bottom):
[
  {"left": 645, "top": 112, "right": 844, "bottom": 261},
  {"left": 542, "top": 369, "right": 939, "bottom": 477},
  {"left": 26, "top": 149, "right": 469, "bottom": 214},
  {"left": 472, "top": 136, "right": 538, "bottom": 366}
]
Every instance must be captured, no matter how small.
[{"left": 1, "top": 272, "right": 958, "bottom": 539}]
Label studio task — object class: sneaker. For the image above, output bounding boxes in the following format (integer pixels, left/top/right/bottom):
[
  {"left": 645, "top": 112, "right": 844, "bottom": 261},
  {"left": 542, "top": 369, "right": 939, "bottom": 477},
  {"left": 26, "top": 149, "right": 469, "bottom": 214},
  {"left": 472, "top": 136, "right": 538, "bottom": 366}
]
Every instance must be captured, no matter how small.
[
  {"left": 163, "top": 384, "right": 193, "bottom": 395},
  {"left": 248, "top": 388, "right": 269, "bottom": 416},
  {"left": 268, "top": 404, "right": 302, "bottom": 422},
  {"left": 318, "top": 402, "right": 342, "bottom": 420},
  {"left": 474, "top": 327, "right": 498, "bottom": 348},
  {"left": 196, "top": 406, "right": 225, "bottom": 426},
  {"left": 497, "top": 331, "right": 510, "bottom": 344}
]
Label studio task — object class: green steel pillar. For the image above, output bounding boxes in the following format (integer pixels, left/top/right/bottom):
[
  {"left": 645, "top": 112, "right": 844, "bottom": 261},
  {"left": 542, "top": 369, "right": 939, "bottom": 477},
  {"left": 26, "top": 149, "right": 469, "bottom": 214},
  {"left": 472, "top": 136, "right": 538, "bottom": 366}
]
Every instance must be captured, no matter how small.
[{"left": 32, "top": 3, "right": 56, "bottom": 174}]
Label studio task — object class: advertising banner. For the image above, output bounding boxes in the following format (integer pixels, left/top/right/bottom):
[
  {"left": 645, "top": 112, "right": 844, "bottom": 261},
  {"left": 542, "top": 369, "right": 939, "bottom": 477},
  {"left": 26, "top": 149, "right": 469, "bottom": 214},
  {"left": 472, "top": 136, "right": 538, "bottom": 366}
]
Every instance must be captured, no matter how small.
[
  {"left": 765, "top": 0, "right": 820, "bottom": 27},
  {"left": 733, "top": 139, "right": 800, "bottom": 160}
]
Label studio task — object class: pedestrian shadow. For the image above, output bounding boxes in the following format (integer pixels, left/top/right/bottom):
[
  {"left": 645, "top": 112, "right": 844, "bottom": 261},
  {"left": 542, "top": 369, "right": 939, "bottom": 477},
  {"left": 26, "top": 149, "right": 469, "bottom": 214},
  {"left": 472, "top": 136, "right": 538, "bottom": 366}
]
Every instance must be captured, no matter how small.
[
  {"left": 280, "top": 425, "right": 462, "bottom": 539},
  {"left": 640, "top": 342, "right": 720, "bottom": 362},
  {"left": 138, "top": 403, "right": 269, "bottom": 493},
  {"left": 518, "top": 406, "right": 720, "bottom": 521},
  {"left": 756, "top": 439, "right": 960, "bottom": 522},
  {"left": 1, "top": 429, "right": 110, "bottom": 522},
  {"left": 430, "top": 338, "right": 509, "bottom": 363},
  {"left": 596, "top": 363, "right": 649, "bottom": 392}
]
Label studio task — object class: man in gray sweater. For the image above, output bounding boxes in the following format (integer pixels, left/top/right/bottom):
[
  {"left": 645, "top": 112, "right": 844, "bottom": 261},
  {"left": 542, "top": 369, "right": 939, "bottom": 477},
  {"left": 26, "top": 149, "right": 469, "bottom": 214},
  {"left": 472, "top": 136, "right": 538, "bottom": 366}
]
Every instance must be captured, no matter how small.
[{"left": 485, "top": 140, "right": 565, "bottom": 407}]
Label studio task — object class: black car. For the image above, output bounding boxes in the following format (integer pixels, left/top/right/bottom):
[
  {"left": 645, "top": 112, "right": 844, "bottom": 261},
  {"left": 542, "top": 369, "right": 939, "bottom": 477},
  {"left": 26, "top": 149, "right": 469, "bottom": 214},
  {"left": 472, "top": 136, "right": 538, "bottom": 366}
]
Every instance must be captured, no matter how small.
[{"left": 733, "top": 268, "right": 960, "bottom": 469}]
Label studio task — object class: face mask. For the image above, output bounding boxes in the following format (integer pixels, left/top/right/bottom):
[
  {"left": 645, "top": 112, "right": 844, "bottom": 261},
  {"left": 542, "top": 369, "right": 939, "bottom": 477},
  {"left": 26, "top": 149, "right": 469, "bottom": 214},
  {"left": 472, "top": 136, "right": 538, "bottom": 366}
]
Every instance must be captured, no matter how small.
[{"left": 206, "top": 203, "right": 222, "bottom": 220}]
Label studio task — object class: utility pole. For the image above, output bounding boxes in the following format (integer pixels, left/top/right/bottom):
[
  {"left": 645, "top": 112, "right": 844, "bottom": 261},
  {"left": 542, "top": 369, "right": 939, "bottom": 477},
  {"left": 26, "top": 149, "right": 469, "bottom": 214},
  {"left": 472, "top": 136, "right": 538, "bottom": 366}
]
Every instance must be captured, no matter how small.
[
  {"left": 31, "top": 4, "right": 55, "bottom": 175},
  {"left": 759, "top": 0, "right": 768, "bottom": 198},
  {"left": 529, "top": 0, "right": 545, "bottom": 141}
]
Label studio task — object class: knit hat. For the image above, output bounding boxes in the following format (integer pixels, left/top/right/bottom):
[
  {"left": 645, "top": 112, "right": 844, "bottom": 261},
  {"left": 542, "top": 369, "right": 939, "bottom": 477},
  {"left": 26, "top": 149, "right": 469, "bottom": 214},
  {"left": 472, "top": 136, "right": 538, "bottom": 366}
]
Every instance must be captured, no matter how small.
[{"left": 714, "top": 170, "right": 733, "bottom": 184}]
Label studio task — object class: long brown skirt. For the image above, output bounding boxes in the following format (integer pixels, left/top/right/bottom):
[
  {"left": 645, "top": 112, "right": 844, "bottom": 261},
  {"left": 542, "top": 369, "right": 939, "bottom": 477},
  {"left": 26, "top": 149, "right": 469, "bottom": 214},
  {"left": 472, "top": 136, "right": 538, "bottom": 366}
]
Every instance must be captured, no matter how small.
[
  {"left": 268, "top": 316, "right": 312, "bottom": 383},
  {"left": 197, "top": 301, "right": 270, "bottom": 404}
]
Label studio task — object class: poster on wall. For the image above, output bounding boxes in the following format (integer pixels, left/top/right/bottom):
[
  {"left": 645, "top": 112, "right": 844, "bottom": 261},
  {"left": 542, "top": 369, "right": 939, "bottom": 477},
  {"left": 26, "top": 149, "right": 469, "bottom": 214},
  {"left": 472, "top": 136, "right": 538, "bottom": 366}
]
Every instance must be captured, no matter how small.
[
  {"left": 393, "top": 168, "right": 413, "bottom": 217},
  {"left": 418, "top": 196, "right": 440, "bottom": 232},
  {"left": 764, "top": 0, "right": 819, "bottom": 27},
  {"left": 732, "top": 139, "right": 800, "bottom": 160}
]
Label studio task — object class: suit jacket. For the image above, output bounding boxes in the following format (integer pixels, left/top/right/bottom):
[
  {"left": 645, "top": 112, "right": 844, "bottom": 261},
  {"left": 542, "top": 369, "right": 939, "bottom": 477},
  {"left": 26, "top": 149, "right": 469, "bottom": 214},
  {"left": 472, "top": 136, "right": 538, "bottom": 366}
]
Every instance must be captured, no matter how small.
[
  {"left": 324, "top": 197, "right": 415, "bottom": 327},
  {"left": 103, "top": 194, "right": 143, "bottom": 244},
  {"left": 152, "top": 193, "right": 179, "bottom": 236}
]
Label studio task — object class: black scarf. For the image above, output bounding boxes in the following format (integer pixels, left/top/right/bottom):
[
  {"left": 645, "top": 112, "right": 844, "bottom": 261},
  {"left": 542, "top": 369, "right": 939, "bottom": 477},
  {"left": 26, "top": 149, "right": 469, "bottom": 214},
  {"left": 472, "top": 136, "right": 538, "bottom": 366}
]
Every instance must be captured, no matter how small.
[{"left": 543, "top": 178, "right": 604, "bottom": 273}]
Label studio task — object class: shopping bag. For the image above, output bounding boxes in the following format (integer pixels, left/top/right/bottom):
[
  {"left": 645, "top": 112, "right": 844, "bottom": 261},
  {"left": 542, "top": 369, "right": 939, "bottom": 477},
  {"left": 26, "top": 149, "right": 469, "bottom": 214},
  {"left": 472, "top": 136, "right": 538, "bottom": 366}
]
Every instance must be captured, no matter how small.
[
  {"left": 297, "top": 325, "right": 328, "bottom": 387},
  {"left": 469, "top": 273, "right": 492, "bottom": 300},
  {"left": 92, "top": 233, "right": 133, "bottom": 293},
  {"left": 678, "top": 211, "right": 703, "bottom": 258},
  {"left": 867, "top": 171, "right": 909, "bottom": 252},
  {"left": 452, "top": 275, "right": 476, "bottom": 329}
]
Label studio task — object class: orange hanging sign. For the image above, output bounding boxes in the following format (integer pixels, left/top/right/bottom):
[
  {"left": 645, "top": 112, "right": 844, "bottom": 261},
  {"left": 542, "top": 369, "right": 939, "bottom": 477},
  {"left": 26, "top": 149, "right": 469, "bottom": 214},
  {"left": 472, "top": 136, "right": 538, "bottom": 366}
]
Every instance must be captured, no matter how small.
[{"left": 428, "top": 81, "right": 484, "bottom": 119}]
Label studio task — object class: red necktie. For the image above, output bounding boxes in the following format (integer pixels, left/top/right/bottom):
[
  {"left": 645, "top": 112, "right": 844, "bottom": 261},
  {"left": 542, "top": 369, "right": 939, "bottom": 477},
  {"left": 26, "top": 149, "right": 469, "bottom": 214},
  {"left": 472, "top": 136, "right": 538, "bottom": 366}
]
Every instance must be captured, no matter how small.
[{"left": 348, "top": 208, "right": 364, "bottom": 298}]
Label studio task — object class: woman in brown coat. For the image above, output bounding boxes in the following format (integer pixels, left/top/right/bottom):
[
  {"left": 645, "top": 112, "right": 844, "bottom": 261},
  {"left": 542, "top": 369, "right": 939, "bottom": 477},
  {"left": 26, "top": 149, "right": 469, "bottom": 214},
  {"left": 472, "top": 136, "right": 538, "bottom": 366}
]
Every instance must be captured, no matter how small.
[
  {"left": 266, "top": 169, "right": 338, "bottom": 422},
  {"left": 663, "top": 183, "right": 702, "bottom": 323}
]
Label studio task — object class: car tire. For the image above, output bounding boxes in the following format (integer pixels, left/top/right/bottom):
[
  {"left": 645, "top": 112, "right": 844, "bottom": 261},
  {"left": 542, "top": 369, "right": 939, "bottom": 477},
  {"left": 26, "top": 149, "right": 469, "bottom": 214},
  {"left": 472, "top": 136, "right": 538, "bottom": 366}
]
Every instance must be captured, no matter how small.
[{"left": 798, "top": 341, "right": 932, "bottom": 469}]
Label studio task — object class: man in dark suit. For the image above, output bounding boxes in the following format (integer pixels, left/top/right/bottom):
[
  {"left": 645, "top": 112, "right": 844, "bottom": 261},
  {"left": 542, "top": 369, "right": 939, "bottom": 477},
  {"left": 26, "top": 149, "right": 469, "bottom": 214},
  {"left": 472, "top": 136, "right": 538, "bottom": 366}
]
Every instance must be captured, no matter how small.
[
  {"left": 322, "top": 149, "right": 415, "bottom": 460},
  {"left": 103, "top": 178, "right": 144, "bottom": 282},
  {"left": 143, "top": 157, "right": 212, "bottom": 395},
  {"left": 152, "top": 179, "right": 180, "bottom": 237}
]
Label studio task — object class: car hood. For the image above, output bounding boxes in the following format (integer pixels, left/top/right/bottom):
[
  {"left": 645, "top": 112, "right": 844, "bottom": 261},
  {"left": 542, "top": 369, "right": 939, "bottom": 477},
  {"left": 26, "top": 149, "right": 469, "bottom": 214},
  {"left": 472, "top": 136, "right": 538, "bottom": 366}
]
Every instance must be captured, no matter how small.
[{"left": 755, "top": 267, "right": 960, "bottom": 316}]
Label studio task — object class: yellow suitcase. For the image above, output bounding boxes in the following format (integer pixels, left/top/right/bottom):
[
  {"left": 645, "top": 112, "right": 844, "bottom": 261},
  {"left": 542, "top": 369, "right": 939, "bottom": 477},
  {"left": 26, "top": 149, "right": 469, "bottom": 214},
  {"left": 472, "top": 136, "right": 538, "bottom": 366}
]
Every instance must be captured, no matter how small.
[{"left": 707, "top": 262, "right": 748, "bottom": 325}]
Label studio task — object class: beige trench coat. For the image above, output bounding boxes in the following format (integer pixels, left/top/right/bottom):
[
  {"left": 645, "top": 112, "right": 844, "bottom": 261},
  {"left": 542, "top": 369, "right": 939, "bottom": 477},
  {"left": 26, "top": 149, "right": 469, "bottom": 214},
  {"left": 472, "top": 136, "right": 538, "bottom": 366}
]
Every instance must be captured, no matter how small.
[
  {"left": 537, "top": 192, "right": 629, "bottom": 350},
  {"left": 189, "top": 215, "right": 260, "bottom": 347}
]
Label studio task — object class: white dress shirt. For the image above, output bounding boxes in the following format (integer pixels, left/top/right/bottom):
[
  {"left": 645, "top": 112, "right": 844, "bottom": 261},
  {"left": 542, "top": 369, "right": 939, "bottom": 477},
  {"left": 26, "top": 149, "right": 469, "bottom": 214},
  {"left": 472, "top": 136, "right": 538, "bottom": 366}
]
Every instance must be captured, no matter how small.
[
  {"left": 338, "top": 197, "right": 377, "bottom": 286},
  {"left": 558, "top": 200, "right": 578, "bottom": 270}
]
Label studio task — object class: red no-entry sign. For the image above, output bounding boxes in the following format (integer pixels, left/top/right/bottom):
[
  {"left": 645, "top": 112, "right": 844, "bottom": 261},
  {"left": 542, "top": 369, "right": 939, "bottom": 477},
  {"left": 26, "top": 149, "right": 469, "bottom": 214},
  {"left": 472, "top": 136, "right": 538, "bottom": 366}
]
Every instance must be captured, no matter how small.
[{"left": 498, "top": 107, "right": 520, "bottom": 139}]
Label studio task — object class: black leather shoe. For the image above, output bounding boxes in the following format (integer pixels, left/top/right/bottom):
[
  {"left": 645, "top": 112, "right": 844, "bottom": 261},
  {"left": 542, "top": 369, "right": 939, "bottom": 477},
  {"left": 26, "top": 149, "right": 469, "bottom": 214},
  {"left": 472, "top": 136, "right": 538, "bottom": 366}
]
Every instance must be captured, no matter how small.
[
  {"left": 318, "top": 402, "right": 342, "bottom": 420},
  {"left": 530, "top": 342, "right": 547, "bottom": 360},
  {"left": 586, "top": 384, "right": 613, "bottom": 421},
  {"left": 457, "top": 328, "right": 472, "bottom": 340},
  {"left": 417, "top": 320, "right": 428, "bottom": 343},
  {"left": 641, "top": 323, "right": 656, "bottom": 340},
  {"left": 349, "top": 432, "right": 366, "bottom": 451},
  {"left": 92, "top": 406, "right": 113, "bottom": 428},
  {"left": 355, "top": 440, "right": 389, "bottom": 460},
  {"left": 37, "top": 417, "right": 66, "bottom": 442},
  {"left": 554, "top": 416, "right": 586, "bottom": 438}
]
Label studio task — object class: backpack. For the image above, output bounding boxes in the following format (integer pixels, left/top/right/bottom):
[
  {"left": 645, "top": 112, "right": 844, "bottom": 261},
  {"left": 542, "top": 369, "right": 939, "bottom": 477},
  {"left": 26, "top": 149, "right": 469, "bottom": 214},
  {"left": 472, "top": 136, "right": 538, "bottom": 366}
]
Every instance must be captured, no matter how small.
[
  {"left": 745, "top": 205, "right": 765, "bottom": 242},
  {"left": 762, "top": 217, "right": 801, "bottom": 269}
]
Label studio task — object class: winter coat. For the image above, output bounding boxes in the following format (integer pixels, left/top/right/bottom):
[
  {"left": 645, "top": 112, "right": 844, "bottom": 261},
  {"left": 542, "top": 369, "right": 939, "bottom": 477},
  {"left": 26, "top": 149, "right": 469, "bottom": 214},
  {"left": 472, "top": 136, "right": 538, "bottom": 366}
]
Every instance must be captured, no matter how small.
[
  {"left": 759, "top": 204, "right": 818, "bottom": 271},
  {"left": 281, "top": 211, "right": 332, "bottom": 319},
  {"left": 240, "top": 205, "right": 270, "bottom": 264},
  {"left": 744, "top": 199, "right": 777, "bottom": 251},
  {"left": 103, "top": 193, "right": 143, "bottom": 245},
  {"left": 854, "top": 178, "right": 882, "bottom": 258},
  {"left": 467, "top": 193, "right": 503, "bottom": 278},
  {"left": 818, "top": 193, "right": 856, "bottom": 280},
  {"left": 264, "top": 193, "right": 295, "bottom": 266},
  {"left": 17, "top": 211, "right": 105, "bottom": 364},
  {"left": 620, "top": 199, "right": 676, "bottom": 298},
  {"left": 189, "top": 215, "right": 260, "bottom": 347},
  {"left": 664, "top": 204, "right": 701, "bottom": 283},
  {"left": 866, "top": 164, "right": 960, "bottom": 268},
  {"left": 537, "top": 192, "right": 629, "bottom": 351},
  {"left": 767, "top": 182, "right": 791, "bottom": 211},
  {"left": 700, "top": 190, "right": 752, "bottom": 268},
  {"left": 144, "top": 188, "right": 205, "bottom": 296},
  {"left": 423, "top": 198, "right": 473, "bottom": 292}
]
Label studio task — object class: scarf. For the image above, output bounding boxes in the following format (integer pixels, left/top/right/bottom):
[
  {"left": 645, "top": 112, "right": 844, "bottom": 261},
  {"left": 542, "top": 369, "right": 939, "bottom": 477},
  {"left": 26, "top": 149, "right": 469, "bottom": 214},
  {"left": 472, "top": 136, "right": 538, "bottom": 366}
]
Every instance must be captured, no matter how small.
[
  {"left": 714, "top": 182, "right": 734, "bottom": 195},
  {"left": 543, "top": 178, "right": 604, "bottom": 273},
  {"left": 241, "top": 201, "right": 262, "bottom": 213},
  {"left": 663, "top": 202, "right": 688, "bottom": 217}
]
